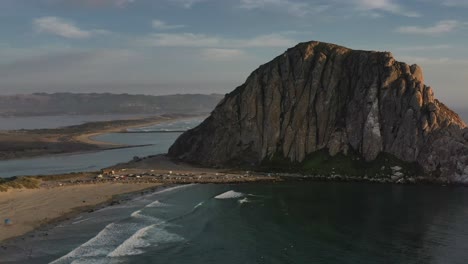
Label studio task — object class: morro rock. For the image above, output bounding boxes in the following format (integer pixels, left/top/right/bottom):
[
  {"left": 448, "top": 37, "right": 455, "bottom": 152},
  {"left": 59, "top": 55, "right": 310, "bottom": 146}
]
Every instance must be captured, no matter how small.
[{"left": 169, "top": 41, "right": 468, "bottom": 183}]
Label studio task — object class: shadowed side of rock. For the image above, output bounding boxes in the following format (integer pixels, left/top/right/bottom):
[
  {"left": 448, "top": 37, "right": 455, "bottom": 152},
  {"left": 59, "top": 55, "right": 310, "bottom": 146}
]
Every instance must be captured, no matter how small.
[{"left": 169, "top": 41, "right": 468, "bottom": 183}]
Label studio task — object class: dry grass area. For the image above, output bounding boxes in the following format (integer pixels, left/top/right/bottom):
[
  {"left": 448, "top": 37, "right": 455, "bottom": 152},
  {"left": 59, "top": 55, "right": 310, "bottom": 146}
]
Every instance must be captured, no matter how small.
[{"left": 0, "top": 177, "right": 40, "bottom": 192}]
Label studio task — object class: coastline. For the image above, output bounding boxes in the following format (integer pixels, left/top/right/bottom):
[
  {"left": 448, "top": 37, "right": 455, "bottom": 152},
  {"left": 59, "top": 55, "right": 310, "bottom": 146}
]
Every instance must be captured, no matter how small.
[
  {"left": 0, "top": 182, "right": 164, "bottom": 242},
  {"left": 0, "top": 154, "right": 281, "bottom": 243},
  {"left": 0, "top": 149, "right": 461, "bottom": 244},
  {"left": 0, "top": 114, "right": 202, "bottom": 161}
]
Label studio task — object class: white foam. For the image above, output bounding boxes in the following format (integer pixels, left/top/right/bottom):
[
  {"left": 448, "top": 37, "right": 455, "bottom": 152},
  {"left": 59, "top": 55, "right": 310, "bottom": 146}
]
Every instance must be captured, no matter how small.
[
  {"left": 194, "top": 202, "right": 204, "bottom": 209},
  {"left": 130, "top": 210, "right": 142, "bottom": 218},
  {"left": 238, "top": 198, "right": 250, "bottom": 204},
  {"left": 108, "top": 226, "right": 184, "bottom": 258},
  {"left": 130, "top": 210, "right": 165, "bottom": 223},
  {"left": 153, "top": 184, "right": 197, "bottom": 195},
  {"left": 50, "top": 222, "right": 142, "bottom": 264},
  {"left": 145, "top": 200, "right": 170, "bottom": 208},
  {"left": 215, "top": 190, "right": 245, "bottom": 199},
  {"left": 107, "top": 225, "right": 154, "bottom": 257},
  {"left": 72, "top": 217, "right": 94, "bottom": 225}
]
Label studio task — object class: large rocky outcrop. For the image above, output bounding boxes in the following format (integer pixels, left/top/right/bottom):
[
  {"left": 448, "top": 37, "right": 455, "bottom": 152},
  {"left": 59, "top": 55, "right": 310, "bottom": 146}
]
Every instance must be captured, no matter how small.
[{"left": 169, "top": 41, "right": 468, "bottom": 183}]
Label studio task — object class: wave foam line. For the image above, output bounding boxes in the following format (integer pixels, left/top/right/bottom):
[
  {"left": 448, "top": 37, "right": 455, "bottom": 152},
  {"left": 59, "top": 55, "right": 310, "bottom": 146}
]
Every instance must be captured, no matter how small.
[
  {"left": 145, "top": 200, "right": 170, "bottom": 208},
  {"left": 238, "top": 198, "right": 250, "bottom": 204},
  {"left": 108, "top": 225, "right": 185, "bottom": 258},
  {"left": 153, "top": 184, "right": 197, "bottom": 195},
  {"left": 107, "top": 225, "right": 154, "bottom": 257},
  {"left": 50, "top": 222, "right": 142, "bottom": 264},
  {"left": 72, "top": 217, "right": 94, "bottom": 225},
  {"left": 130, "top": 210, "right": 167, "bottom": 224}
]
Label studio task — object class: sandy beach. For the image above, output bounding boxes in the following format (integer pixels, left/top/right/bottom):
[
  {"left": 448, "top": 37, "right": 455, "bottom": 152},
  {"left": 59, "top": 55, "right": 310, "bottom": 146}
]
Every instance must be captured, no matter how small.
[
  {"left": 0, "top": 154, "right": 283, "bottom": 243},
  {"left": 0, "top": 182, "right": 162, "bottom": 242}
]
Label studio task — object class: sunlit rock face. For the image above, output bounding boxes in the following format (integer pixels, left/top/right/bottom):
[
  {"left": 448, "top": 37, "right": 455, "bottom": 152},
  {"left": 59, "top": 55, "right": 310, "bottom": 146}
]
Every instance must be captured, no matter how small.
[{"left": 169, "top": 41, "right": 468, "bottom": 183}]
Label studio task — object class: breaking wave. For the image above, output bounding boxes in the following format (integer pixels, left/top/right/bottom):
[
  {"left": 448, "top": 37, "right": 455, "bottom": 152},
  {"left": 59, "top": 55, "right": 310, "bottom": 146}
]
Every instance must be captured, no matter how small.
[
  {"left": 145, "top": 200, "right": 170, "bottom": 208},
  {"left": 215, "top": 190, "right": 245, "bottom": 199},
  {"left": 108, "top": 225, "right": 184, "bottom": 257},
  {"left": 107, "top": 225, "right": 154, "bottom": 257}
]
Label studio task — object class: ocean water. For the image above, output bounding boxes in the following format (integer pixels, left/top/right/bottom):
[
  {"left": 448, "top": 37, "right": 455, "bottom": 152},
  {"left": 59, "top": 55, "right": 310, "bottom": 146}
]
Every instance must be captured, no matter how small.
[
  {"left": 2, "top": 182, "right": 468, "bottom": 264},
  {"left": 0, "top": 118, "right": 202, "bottom": 178}
]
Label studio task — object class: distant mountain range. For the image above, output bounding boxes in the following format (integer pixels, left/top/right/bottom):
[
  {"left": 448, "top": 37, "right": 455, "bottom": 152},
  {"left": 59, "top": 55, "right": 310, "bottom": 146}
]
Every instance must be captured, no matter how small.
[{"left": 0, "top": 93, "right": 224, "bottom": 117}]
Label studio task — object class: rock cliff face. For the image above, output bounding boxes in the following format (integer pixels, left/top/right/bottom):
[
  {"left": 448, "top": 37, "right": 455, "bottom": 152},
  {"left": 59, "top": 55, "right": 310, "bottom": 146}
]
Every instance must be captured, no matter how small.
[{"left": 169, "top": 41, "right": 468, "bottom": 183}]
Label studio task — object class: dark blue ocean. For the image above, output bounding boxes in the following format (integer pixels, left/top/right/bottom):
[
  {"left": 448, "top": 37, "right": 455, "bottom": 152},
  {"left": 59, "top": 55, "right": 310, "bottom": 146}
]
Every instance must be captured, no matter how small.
[{"left": 2, "top": 183, "right": 468, "bottom": 264}]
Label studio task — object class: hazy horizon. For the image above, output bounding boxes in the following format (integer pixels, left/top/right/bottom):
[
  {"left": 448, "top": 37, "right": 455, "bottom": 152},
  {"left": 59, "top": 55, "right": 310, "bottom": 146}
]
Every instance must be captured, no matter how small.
[{"left": 1, "top": 1, "right": 467, "bottom": 108}]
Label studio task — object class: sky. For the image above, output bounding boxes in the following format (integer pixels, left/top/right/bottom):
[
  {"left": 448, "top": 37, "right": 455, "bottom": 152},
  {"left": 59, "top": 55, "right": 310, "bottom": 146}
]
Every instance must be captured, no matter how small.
[{"left": 0, "top": 0, "right": 467, "bottom": 108}]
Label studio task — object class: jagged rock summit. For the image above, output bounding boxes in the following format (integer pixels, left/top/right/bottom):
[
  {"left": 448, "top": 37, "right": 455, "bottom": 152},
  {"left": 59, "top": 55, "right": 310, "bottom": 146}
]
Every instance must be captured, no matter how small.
[{"left": 169, "top": 41, "right": 468, "bottom": 183}]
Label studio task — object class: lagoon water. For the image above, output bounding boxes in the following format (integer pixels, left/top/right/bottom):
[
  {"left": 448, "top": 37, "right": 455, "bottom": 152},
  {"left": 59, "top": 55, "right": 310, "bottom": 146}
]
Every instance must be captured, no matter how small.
[
  {"left": 2, "top": 182, "right": 468, "bottom": 264},
  {"left": 0, "top": 118, "right": 204, "bottom": 178}
]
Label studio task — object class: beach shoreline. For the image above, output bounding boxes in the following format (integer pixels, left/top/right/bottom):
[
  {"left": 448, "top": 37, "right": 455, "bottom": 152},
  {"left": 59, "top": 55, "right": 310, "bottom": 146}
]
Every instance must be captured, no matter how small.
[
  {"left": 0, "top": 182, "right": 165, "bottom": 243},
  {"left": 1, "top": 151, "right": 457, "bottom": 244},
  {"left": 0, "top": 155, "right": 282, "bottom": 243}
]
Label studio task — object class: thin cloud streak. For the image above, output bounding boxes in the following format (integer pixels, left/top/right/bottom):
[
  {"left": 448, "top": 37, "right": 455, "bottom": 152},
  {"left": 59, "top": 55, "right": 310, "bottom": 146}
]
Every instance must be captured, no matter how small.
[
  {"left": 396, "top": 20, "right": 464, "bottom": 35},
  {"left": 199, "top": 48, "right": 248, "bottom": 61},
  {"left": 33, "top": 16, "right": 109, "bottom": 39},
  {"left": 152, "top": 19, "right": 186, "bottom": 30},
  {"left": 136, "top": 33, "right": 296, "bottom": 48},
  {"left": 240, "top": 0, "right": 329, "bottom": 17},
  {"left": 352, "top": 0, "right": 421, "bottom": 17}
]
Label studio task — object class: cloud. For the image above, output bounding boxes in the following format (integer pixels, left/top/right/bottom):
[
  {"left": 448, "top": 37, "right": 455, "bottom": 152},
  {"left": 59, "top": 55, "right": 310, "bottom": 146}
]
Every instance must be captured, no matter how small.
[
  {"left": 169, "top": 0, "right": 206, "bottom": 8},
  {"left": 395, "top": 44, "right": 453, "bottom": 51},
  {"left": 47, "top": 0, "right": 136, "bottom": 8},
  {"left": 137, "top": 33, "right": 295, "bottom": 48},
  {"left": 152, "top": 19, "right": 185, "bottom": 30},
  {"left": 240, "top": 0, "right": 329, "bottom": 17},
  {"left": 200, "top": 48, "right": 247, "bottom": 61},
  {"left": 352, "top": 0, "right": 420, "bottom": 17},
  {"left": 396, "top": 20, "right": 464, "bottom": 35},
  {"left": 439, "top": 0, "right": 468, "bottom": 7},
  {"left": 239, "top": 0, "right": 418, "bottom": 18},
  {"left": 0, "top": 49, "right": 141, "bottom": 82},
  {"left": 33, "top": 16, "right": 109, "bottom": 39}
]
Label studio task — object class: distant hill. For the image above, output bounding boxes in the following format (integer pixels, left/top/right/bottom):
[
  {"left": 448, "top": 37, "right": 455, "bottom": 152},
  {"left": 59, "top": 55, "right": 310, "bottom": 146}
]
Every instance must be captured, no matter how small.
[{"left": 0, "top": 93, "right": 223, "bottom": 116}]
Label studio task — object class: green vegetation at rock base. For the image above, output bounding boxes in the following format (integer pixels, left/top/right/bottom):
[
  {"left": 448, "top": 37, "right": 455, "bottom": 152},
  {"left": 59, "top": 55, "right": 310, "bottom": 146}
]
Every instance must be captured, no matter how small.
[{"left": 260, "top": 149, "right": 425, "bottom": 178}]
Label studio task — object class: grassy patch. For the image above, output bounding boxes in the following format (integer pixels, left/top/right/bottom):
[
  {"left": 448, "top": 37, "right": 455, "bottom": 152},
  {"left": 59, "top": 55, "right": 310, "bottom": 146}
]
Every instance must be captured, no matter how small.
[
  {"left": 0, "top": 177, "right": 41, "bottom": 192},
  {"left": 32, "top": 172, "right": 96, "bottom": 182},
  {"left": 260, "top": 149, "right": 424, "bottom": 178}
]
